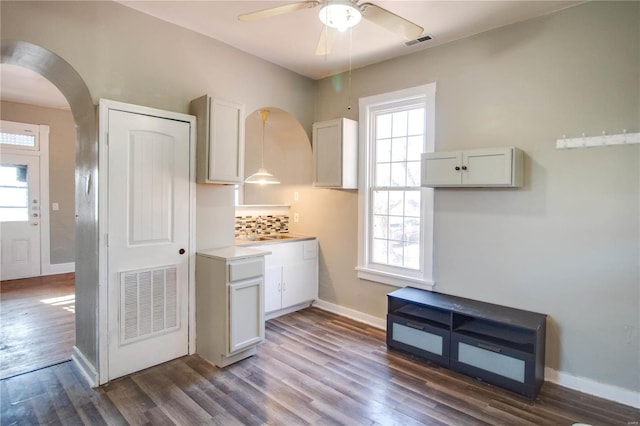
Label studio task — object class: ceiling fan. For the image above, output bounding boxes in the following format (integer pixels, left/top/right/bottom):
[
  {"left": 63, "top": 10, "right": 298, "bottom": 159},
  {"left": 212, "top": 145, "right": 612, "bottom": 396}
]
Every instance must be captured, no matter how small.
[{"left": 239, "top": 0, "right": 424, "bottom": 56}]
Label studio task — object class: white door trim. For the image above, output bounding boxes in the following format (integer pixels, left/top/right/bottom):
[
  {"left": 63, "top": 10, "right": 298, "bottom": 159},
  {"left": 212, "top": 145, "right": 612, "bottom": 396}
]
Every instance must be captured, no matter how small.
[{"left": 97, "top": 99, "right": 196, "bottom": 385}]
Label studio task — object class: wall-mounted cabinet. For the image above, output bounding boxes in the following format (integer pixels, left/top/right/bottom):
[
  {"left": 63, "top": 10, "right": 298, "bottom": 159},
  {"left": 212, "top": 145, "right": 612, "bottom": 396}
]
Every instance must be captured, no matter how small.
[
  {"left": 421, "top": 147, "right": 523, "bottom": 187},
  {"left": 190, "top": 95, "right": 245, "bottom": 184},
  {"left": 312, "top": 118, "right": 358, "bottom": 189}
]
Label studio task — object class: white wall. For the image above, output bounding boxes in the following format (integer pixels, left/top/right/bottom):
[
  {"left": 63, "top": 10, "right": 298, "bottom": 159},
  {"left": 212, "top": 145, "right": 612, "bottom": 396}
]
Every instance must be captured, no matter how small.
[{"left": 310, "top": 1, "right": 639, "bottom": 396}]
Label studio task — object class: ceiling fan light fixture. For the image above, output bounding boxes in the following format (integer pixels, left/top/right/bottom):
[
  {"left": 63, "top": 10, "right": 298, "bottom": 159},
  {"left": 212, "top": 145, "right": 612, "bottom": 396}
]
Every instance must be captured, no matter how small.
[{"left": 319, "top": 1, "right": 361, "bottom": 32}]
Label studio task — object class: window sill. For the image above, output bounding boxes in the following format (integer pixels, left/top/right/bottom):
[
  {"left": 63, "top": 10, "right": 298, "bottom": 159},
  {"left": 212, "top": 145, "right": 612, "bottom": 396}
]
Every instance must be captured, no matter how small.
[{"left": 356, "top": 266, "right": 434, "bottom": 291}]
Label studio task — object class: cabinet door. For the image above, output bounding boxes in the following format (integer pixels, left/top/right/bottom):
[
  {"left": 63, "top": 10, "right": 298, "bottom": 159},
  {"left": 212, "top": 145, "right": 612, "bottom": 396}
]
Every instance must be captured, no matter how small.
[
  {"left": 462, "top": 147, "right": 513, "bottom": 186},
  {"left": 208, "top": 98, "right": 245, "bottom": 183},
  {"left": 264, "top": 265, "right": 282, "bottom": 313},
  {"left": 229, "top": 278, "right": 264, "bottom": 353},
  {"left": 282, "top": 259, "right": 317, "bottom": 308},
  {"left": 421, "top": 151, "right": 462, "bottom": 186},
  {"left": 313, "top": 120, "right": 343, "bottom": 187}
]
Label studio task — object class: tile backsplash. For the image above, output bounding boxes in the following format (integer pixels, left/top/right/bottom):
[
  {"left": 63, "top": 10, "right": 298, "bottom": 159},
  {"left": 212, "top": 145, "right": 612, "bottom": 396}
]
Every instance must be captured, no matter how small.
[{"left": 235, "top": 215, "right": 289, "bottom": 237}]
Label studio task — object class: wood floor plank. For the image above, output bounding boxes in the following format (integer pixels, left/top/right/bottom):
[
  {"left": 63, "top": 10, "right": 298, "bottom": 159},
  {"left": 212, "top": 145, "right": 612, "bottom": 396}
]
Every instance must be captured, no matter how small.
[
  {"left": 0, "top": 273, "right": 75, "bottom": 379},
  {"left": 1, "top": 306, "right": 639, "bottom": 425}
]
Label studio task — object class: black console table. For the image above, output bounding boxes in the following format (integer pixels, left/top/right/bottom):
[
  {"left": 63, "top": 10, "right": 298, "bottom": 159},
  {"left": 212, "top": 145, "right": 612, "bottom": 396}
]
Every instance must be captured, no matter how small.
[{"left": 387, "top": 287, "right": 546, "bottom": 399}]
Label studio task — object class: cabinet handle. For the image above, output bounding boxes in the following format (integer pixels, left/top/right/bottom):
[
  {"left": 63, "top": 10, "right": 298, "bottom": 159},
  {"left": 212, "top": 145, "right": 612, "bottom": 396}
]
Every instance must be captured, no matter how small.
[
  {"left": 454, "top": 166, "right": 461, "bottom": 171},
  {"left": 461, "top": 166, "right": 468, "bottom": 171},
  {"left": 477, "top": 343, "right": 502, "bottom": 353},
  {"left": 406, "top": 322, "right": 425, "bottom": 331},
  {"left": 282, "top": 282, "right": 286, "bottom": 292}
]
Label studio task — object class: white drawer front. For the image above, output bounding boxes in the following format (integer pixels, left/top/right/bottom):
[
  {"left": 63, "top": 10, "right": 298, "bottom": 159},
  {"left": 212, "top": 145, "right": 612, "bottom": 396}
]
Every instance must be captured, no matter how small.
[{"left": 229, "top": 259, "right": 263, "bottom": 282}]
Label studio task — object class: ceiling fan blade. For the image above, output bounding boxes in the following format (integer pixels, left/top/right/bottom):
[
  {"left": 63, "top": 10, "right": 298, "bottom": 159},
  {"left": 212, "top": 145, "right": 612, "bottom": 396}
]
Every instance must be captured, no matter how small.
[
  {"left": 315, "top": 26, "right": 339, "bottom": 56},
  {"left": 239, "top": 1, "right": 320, "bottom": 22},
  {"left": 360, "top": 3, "right": 424, "bottom": 41}
]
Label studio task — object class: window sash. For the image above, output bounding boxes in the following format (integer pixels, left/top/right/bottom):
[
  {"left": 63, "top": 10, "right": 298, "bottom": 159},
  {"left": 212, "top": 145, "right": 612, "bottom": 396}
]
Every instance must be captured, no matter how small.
[{"left": 357, "top": 83, "right": 436, "bottom": 289}]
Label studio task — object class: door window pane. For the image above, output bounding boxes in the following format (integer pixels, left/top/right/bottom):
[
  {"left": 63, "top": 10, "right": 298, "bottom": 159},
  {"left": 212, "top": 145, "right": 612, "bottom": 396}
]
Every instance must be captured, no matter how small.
[{"left": 0, "top": 164, "right": 28, "bottom": 222}]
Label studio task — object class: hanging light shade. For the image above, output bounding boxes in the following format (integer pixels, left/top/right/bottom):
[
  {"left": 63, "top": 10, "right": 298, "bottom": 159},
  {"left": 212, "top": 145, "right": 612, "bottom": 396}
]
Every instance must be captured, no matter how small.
[
  {"left": 318, "top": 0, "right": 361, "bottom": 32},
  {"left": 245, "top": 109, "right": 280, "bottom": 185}
]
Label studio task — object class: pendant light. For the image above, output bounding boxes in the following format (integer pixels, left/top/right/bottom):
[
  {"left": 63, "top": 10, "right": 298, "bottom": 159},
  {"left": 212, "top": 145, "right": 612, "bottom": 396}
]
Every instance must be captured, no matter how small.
[{"left": 245, "top": 109, "right": 280, "bottom": 185}]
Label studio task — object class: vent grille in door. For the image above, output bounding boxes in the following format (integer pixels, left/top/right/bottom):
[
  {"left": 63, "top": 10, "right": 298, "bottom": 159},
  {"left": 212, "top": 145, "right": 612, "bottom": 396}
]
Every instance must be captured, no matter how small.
[{"left": 120, "top": 265, "right": 179, "bottom": 344}]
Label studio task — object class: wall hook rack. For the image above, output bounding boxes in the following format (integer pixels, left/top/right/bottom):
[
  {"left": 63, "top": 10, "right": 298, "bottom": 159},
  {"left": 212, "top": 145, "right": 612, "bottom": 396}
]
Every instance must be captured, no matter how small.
[{"left": 555, "top": 130, "right": 640, "bottom": 149}]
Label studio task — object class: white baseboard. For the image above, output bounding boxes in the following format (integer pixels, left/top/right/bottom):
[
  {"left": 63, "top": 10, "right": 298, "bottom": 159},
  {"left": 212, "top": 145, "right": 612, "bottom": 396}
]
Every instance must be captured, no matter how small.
[
  {"left": 545, "top": 367, "right": 639, "bottom": 409},
  {"left": 312, "top": 298, "right": 386, "bottom": 330},
  {"left": 41, "top": 262, "right": 75, "bottom": 276},
  {"left": 313, "top": 298, "right": 639, "bottom": 409},
  {"left": 72, "top": 346, "right": 98, "bottom": 388}
]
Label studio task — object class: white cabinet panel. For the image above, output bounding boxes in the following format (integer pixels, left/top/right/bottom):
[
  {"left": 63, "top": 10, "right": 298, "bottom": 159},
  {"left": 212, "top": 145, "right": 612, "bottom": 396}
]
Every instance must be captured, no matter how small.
[
  {"left": 421, "top": 147, "right": 523, "bottom": 187},
  {"left": 264, "top": 265, "right": 283, "bottom": 313},
  {"left": 313, "top": 118, "right": 358, "bottom": 189},
  {"left": 229, "top": 278, "right": 264, "bottom": 353},
  {"left": 190, "top": 95, "right": 245, "bottom": 184},
  {"left": 420, "top": 151, "right": 461, "bottom": 186},
  {"left": 263, "top": 239, "right": 318, "bottom": 315},
  {"left": 463, "top": 148, "right": 514, "bottom": 186}
]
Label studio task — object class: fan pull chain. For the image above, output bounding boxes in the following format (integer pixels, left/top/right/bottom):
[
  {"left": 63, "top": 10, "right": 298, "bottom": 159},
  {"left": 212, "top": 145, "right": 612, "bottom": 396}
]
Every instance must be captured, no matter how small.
[{"left": 347, "top": 27, "right": 353, "bottom": 111}]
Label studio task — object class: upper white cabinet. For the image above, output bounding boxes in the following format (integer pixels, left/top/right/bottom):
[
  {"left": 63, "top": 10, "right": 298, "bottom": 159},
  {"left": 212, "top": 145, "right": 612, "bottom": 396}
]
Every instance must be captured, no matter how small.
[
  {"left": 312, "top": 118, "right": 358, "bottom": 189},
  {"left": 190, "top": 95, "right": 245, "bottom": 184},
  {"left": 421, "top": 147, "right": 524, "bottom": 187}
]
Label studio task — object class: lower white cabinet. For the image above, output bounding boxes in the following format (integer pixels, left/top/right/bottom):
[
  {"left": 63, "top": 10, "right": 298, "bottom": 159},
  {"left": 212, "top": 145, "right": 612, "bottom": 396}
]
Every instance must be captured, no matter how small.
[
  {"left": 263, "top": 239, "right": 318, "bottom": 316},
  {"left": 421, "top": 147, "right": 523, "bottom": 187},
  {"left": 196, "top": 247, "right": 269, "bottom": 367}
]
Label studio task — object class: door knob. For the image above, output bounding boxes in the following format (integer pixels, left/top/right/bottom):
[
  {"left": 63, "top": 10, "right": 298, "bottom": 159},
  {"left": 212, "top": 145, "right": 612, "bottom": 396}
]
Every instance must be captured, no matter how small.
[
  {"left": 179, "top": 248, "right": 185, "bottom": 255},
  {"left": 32, "top": 222, "right": 39, "bottom": 226}
]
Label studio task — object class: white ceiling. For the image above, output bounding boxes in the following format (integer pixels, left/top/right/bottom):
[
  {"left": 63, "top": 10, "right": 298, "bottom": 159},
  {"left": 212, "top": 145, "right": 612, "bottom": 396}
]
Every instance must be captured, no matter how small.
[
  {"left": 118, "top": 0, "right": 581, "bottom": 80},
  {"left": 0, "top": 1, "right": 581, "bottom": 109}
]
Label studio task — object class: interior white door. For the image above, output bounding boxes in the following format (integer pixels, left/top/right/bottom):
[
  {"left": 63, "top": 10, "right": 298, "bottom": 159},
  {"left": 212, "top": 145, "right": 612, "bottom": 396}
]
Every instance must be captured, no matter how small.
[
  {"left": 0, "top": 154, "right": 41, "bottom": 280},
  {"left": 107, "top": 109, "right": 191, "bottom": 380}
]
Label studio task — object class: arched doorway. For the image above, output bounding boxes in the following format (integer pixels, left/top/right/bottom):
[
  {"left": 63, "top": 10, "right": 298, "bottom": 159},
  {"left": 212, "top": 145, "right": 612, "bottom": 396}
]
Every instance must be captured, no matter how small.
[{"left": 1, "top": 40, "right": 99, "bottom": 384}]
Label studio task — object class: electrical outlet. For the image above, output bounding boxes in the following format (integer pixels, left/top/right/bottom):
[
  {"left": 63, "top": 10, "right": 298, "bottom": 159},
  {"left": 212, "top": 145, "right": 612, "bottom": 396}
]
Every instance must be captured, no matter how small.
[
  {"left": 294, "top": 212, "right": 299, "bottom": 223},
  {"left": 52, "top": 203, "right": 59, "bottom": 211}
]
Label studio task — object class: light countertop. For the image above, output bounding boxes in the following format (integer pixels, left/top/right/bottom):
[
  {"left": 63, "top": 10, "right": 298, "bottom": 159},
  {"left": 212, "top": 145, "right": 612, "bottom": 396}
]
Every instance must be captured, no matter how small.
[{"left": 196, "top": 245, "right": 271, "bottom": 261}]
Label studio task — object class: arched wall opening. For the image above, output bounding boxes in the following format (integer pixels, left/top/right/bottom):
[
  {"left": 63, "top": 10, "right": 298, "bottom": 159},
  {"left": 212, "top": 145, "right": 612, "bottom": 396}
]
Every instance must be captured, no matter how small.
[{"left": 1, "top": 40, "right": 100, "bottom": 379}]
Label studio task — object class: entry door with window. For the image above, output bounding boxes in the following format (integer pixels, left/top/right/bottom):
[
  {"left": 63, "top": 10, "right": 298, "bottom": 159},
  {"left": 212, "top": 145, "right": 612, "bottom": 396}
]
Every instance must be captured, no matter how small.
[
  {"left": 105, "top": 105, "right": 192, "bottom": 380},
  {"left": 0, "top": 154, "right": 40, "bottom": 280}
]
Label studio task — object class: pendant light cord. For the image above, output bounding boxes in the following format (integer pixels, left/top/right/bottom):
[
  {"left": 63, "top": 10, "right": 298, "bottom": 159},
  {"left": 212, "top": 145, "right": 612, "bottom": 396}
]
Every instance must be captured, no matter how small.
[{"left": 259, "top": 109, "right": 269, "bottom": 169}]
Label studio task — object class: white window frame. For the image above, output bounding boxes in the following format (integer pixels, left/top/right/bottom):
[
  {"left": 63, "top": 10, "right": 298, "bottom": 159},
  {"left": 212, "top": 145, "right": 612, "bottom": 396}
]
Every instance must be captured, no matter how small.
[{"left": 356, "top": 84, "right": 435, "bottom": 290}]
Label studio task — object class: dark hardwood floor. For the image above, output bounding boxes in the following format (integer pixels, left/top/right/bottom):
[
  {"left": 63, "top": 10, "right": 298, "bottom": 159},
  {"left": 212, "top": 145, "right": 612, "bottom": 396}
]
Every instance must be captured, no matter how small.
[
  {"left": 0, "top": 273, "right": 75, "bottom": 380},
  {"left": 1, "top": 307, "right": 639, "bottom": 425}
]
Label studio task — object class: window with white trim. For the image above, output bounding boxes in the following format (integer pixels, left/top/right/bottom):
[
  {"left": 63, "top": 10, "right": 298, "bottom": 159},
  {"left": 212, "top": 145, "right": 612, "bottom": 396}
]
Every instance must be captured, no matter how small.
[{"left": 357, "top": 84, "right": 435, "bottom": 290}]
